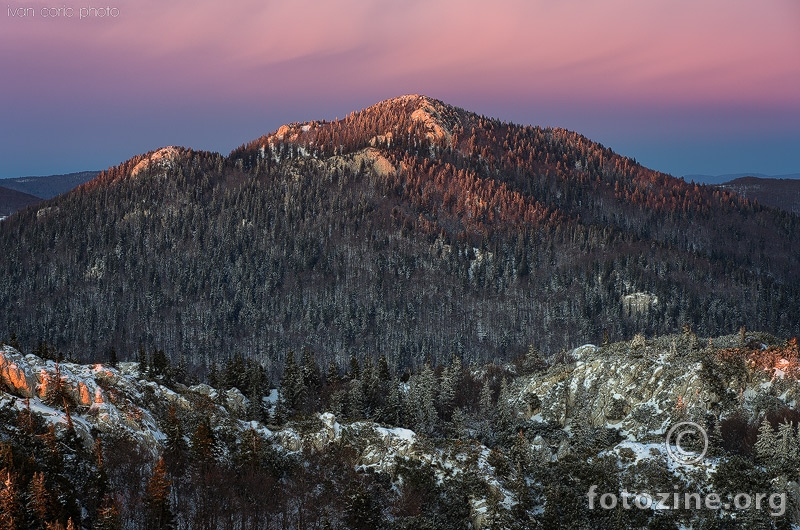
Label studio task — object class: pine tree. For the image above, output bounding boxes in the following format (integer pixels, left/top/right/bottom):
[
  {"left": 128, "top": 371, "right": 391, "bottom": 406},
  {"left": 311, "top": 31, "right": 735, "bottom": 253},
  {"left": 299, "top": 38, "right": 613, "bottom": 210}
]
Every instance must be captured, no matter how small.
[
  {"left": 93, "top": 495, "right": 122, "bottom": 530},
  {"left": 223, "top": 353, "right": 245, "bottom": 390},
  {"left": 143, "top": 458, "right": 175, "bottom": 530},
  {"left": 348, "top": 354, "right": 360, "bottom": 380},
  {"left": 754, "top": 417, "right": 777, "bottom": 464},
  {"left": 163, "top": 406, "right": 186, "bottom": 475},
  {"left": 40, "top": 424, "right": 62, "bottom": 473},
  {"left": 173, "top": 355, "right": 186, "bottom": 384},
  {"left": 777, "top": 420, "right": 798, "bottom": 469},
  {"left": 438, "top": 356, "right": 461, "bottom": 423},
  {"left": 343, "top": 483, "right": 381, "bottom": 530},
  {"left": 301, "top": 349, "right": 321, "bottom": 411},
  {"left": 6, "top": 333, "right": 21, "bottom": 352},
  {"left": 17, "top": 398, "right": 35, "bottom": 436},
  {"left": 410, "top": 362, "right": 437, "bottom": 434},
  {"left": 44, "top": 362, "right": 68, "bottom": 407},
  {"left": 347, "top": 379, "right": 365, "bottom": 420},
  {"left": 236, "top": 427, "right": 263, "bottom": 468},
  {"left": 189, "top": 420, "right": 216, "bottom": 464},
  {"left": 137, "top": 344, "right": 148, "bottom": 374},
  {"left": 207, "top": 362, "right": 220, "bottom": 389},
  {"left": 27, "top": 471, "right": 56, "bottom": 526},
  {"left": 361, "top": 355, "right": 377, "bottom": 416},
  {"left": 150, "top": 349, "right": 172, "bottom": 380},
  {"left": 92, "top": 438, "right": 110, "bottom": 513},
  {"left": 107, "top": 347, "right": 118, "bottom": 368},
  {"left": 301, "top": 349, "right": 321, "bottom": 390},
  {"left": 491, "top": 380, "right": 516, "bottom": 445},
  {"left": 480, "top": 378, "right": 494, "bottom": 415},
  {"left": 280, "top": 351, "right": 307, "bottom": 414},
  {"left": 245, "top": 386, "right": 265, "bottom": 422},
  {"left": 449, "top": 407, "right": 467, "bottom": 439},
  {"left": 382, "top": 383, "right": 403, "bottom": 426},
  {"left": 377, "top": 354, "right": 392, "bottom": 383},
  {"left": 325, "top": 361, "right": 341, "bottom": 386},
  {"left": 0, "top": 469, "right": 23, "bottom": 530}
]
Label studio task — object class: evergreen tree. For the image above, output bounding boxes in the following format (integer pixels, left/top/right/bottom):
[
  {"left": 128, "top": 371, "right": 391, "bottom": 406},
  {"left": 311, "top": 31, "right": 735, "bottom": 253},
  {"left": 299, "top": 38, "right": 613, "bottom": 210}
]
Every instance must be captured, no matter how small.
[
  {"left": 438, "top": 356, "right": 461, "bottom": 422},
  {"left": 347, "top": 379, "right": 366, "bottom": 420},
  {"left": 27, "top": 471, "right": 56, "bottom": 527},
  {"left": 207, "top": 362, "right": 220, "bottom": 389},
  {"left": 137, "top": 345, "right": 148, "bottom": 375},
  {"left": 35, "top": 340, "right": 58, "bottom": 361},
  {"left": 172, "top": 355, "right": 186, "bottom": 384},
  {"left": 325, "top": 361, "right": 341, "bottom": 386},
  {"left": 245, "top": 387, "right": 265, "bottom": 422},
  {"left": 44, "top": 362, "right": 68, "bottom": 407},
  {"left": 383, "top": 383, "right": 403, "bottom": 426},
  {"left": 163, "top": 406, "right": 187, "bottom": 474},
  {"left": 93, "top": 495, "right": 122, "bottom": 530},
  {"left": 0, "top": 470, "right": 23, "bottom": 530},
  {"left": 6, "top": 333, "right": 20, "bottom": 352},
  {"left": 235, "top": 427, "right": 263, "bottom": 469},
  {"left": 361, "top": 355, "right": 377, "bottom": 416},
  {"left": 92, "top": 438, "right": 110, "bottom": 510},
  {"left": 189, "top": 420, "right": 216, "bottom": 464},
  {"left": 491, "top": 380, "right": 516, "bottom": 444},
  {"left": 280, "top": 351, "right": 307, "bottom": 414},
  {"left": 107, "top": 347, "right": 118, "bottom": 368},
  {"left": 150, "top": 349, "right": 172, "bottom": 380},
  {"left": 377, "top": 354, "right": 392, "bottom": 383},
  {"left": 301, "top": 349, "right": 321, "bottom": 390},
  {"left": 754, "top": 417, "right": 777, "bottom": 464},
  {"left": 343, "top": 483, "right": 382, "bottom": 530},
  {"left": 301, "top": 349, "right": 321, "bottom": 411},
  {"left": 143, "top": 458, "right": 175, "bottom": 530},
  {"left": 348, "top": 354, "right": 361, "bottom": 380},
  {"left": 479, "top": 378, "right": 494, "bottom": 417},
  {"left": 410, "top": 362, "right": 437, "bottom": 434},
  {"left": 449, "top": 407, "right": 467, "bottom": 439},
  {"left": 777, "top": 420, "right": 798, "bottom": 470},
  {"left": 223, "top": 353, "right": 245, "bottom": 390}
]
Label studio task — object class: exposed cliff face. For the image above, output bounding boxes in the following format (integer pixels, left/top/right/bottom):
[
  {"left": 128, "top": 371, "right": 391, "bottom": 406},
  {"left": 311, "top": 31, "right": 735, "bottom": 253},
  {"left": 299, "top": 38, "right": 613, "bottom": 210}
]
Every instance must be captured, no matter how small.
[
  {"left": 0, "top": 348, "right": 38, "bottom": 397},
  {"left": 0, "top": 345, "right": 170, "bottom": 449},
  {"left": 512, "top": 332, "right": 797, "bottom": 447}
]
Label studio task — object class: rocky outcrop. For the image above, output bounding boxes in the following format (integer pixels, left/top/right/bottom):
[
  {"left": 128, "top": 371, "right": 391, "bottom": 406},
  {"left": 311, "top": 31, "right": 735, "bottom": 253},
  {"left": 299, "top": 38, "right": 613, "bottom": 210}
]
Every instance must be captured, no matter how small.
[
  {"left": 0, "top": 347, "right": 37, "bottom": 397},
  {"left": 516, "top": 333, "right": 788, "bottom": 441}
]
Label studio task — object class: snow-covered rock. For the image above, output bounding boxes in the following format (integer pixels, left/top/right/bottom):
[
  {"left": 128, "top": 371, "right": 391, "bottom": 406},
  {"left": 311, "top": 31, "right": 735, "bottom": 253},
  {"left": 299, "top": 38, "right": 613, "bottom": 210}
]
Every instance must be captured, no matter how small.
[{"left": 0, "top": 347, "right": 37, "bottom": 397}]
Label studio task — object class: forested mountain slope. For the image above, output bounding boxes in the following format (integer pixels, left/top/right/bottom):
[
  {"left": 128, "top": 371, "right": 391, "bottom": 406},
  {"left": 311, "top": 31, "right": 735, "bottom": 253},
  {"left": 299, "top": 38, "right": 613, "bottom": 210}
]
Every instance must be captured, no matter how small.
[{"left": 1, "top": 95, "right": 798, "bottom": 375}]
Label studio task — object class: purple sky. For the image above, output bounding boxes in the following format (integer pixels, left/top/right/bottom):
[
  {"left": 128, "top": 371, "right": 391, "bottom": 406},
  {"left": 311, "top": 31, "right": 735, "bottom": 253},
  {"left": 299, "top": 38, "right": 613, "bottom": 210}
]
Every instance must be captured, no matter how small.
[{"left": 2, "top": 0, "right": 798, "bottom": 180}]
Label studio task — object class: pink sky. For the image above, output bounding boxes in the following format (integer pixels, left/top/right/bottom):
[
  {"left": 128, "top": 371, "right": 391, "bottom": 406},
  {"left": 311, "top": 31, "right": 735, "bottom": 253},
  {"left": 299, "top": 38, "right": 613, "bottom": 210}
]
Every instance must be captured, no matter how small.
[{"left": 2, "top": 0, "right": 798, "bottom": 178}]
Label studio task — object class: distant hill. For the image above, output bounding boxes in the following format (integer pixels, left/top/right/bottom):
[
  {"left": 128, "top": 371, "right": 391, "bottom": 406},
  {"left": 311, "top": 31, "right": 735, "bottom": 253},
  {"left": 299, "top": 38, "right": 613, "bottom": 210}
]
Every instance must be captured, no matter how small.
[
  {"left": 0, "top": 171, "right": 99, "bottom": 200},
  {"left": 0, "top": 185, "right": 40, "bottom": 218},
  {"left": 717, "top": 176, "right": 800, "bottom": 215},
  {"left": 684, "top": 172, "right": 800, "bottom": 185}
]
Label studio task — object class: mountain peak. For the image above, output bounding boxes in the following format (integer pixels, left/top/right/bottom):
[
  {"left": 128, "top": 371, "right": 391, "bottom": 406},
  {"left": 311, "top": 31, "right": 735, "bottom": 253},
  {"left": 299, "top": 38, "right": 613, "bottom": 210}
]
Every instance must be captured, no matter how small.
[
  {"left": 364, "top": 94, "right": 459, "bottom": 145},
  {"left": 130, "top": 146, "right": 183, "bottom": 177}
]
